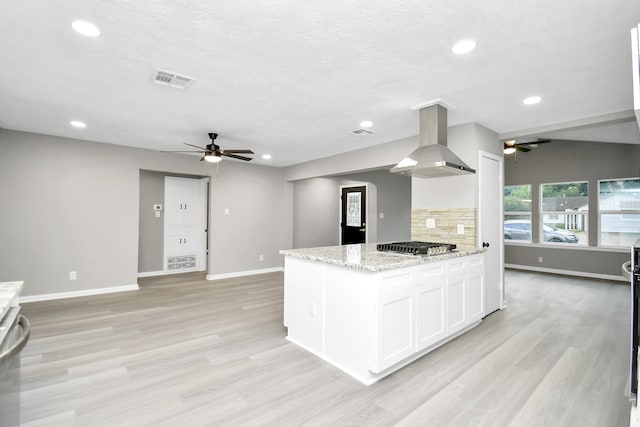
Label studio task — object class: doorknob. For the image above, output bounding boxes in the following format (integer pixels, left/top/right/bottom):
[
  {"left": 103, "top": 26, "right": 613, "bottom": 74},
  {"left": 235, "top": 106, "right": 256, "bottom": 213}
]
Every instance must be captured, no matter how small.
[{"left": 482, "top": 242, "right": 490, "bottom": 248}]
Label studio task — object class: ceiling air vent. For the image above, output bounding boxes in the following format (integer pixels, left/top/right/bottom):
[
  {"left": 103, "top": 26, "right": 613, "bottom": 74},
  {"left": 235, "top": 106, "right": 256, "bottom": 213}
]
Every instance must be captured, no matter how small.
[
  {"left": 351, "top": 128, "right": 373, "bottom": 135},
  {"left": 151, "top": 69, "right": 194, "bottom": 90}
]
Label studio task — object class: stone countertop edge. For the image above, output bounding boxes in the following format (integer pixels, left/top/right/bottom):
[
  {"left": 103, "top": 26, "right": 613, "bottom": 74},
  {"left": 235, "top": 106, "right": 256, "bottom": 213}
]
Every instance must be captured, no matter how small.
[
  {"left": 279, "top": 244, "right": 486, "bottom": 272},
  {"left": 0, "top": 281, "right": 24, "bottom": 324}
]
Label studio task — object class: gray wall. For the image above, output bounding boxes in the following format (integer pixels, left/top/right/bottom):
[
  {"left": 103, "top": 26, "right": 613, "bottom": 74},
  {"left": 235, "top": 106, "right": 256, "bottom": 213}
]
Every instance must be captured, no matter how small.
[
  {"left": 293, "top": 178, "right": 340, "bottom": 248},
  {"left": 338, "top": 170, "right": 411, "bottom": 242},
  {"left": 504, "top": 139, "right": 640, "bottom": 277},
  {"left": 138, "top": 170, "right": 165, "bottom": 272},
  {"left": 292, "top": 170, "right": 411, "bottom": 248},
  {"left": 0, "top": 129, "right": 289, "bottom": 297}
]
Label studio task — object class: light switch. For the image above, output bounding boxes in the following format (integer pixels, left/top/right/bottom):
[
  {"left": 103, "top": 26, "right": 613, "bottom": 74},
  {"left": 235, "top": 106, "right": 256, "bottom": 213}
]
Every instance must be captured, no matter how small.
[
  {"left": 379, "top": 213, "right": 384, "bottom": 219},
  {"left": 224, "top": 208, "right": 230, "bottom": 216},
  {"left": 426, "top": 218, "right": 436, "bottom": 229},
  {"left": 155, "top": 211, "right": 161, "bottom": 218},
  {"left": 457, "top": 224, "right": 464, "bottom": 234}
]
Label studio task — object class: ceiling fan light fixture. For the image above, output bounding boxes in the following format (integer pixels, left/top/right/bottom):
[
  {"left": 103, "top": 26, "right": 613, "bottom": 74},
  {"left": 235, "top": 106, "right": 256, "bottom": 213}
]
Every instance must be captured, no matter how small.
[
  {"left": 203, "top": 153, "right": 222, "bottom": 163},
  {"left": 503, "top": 146, "right": 516, "bottom": 155}
]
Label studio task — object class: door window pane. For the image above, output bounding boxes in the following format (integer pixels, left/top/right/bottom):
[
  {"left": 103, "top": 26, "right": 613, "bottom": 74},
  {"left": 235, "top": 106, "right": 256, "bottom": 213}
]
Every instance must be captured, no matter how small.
[
  {"left": 599, "top": 178, "right": 640, "bottom": 247},
  {"left": 504, "top": 185, "right": 532, "bottom": 243},
  {"left": 346, "top": 192, "right": 361, "bottom": 227},
  {"left": 541, "top": 181, "right": 588, "bottom": 245}
]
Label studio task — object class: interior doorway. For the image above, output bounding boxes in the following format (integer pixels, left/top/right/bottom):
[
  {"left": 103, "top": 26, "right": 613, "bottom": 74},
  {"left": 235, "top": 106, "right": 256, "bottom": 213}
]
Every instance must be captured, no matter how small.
[
  {"left": 138, "top": 170, "right": 209, "bottom": 277},
  {"left": 341, "top": 186, "right": 367, "bottom": 244}
]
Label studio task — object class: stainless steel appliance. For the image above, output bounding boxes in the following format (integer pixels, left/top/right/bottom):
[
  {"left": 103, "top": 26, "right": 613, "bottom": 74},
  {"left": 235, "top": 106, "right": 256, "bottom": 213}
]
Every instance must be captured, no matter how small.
[
  {"left": 0, "top": 308, "right": 30, "bottom": 427},
  {"left": 377, "top": 241, "right": 457, "bottom": 256},
  {"left": 629, "top": 240, "right": 640, "bottom": 402}
]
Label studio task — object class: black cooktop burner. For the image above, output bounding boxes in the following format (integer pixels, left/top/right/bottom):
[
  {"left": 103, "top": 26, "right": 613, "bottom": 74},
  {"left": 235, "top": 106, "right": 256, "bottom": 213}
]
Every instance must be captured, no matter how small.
[{"left": 376, "top": 241, "right": 457, "bottom": 256}]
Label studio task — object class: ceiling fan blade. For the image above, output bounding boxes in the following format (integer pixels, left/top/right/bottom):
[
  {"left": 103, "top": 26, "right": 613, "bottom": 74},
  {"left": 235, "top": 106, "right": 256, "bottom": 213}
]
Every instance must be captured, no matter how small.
[
  {"left": 184, "top": 143, "right": 208, "bottom": 150},
  {"left": 221, "top": 149, "right": 254, "bottom": 154},
  {"left": 516, "top": 145, "right": 531, "bottom": 152},
  {"left": 161, "top": 150, "right": 203, "bottom": 153},
  {"left": 222, "top": 153, "right": 253, "bottom": 161}
]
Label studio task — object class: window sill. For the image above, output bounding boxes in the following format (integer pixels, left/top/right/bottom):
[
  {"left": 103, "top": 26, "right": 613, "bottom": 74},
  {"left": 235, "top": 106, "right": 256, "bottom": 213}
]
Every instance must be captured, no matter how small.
[{"left": 504, "top": 241, "right": 629, "bottom": 253}]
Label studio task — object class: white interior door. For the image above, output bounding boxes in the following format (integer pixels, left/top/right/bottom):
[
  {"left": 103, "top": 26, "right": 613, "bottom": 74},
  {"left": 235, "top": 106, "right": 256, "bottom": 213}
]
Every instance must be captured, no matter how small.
[
  {"left": 164, "top": 177, "right": 207, "bottom": 273},
  {"left": 478, "top": 151, "right": 504, "bottom": 315}
]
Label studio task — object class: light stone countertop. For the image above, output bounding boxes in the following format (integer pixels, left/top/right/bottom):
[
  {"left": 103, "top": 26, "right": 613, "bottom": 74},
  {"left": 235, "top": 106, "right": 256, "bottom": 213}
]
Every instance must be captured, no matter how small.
[
  {"left": 0, "top": 281, "right": 24, "bottom": 323},
  {"left": 280, "top": 243, "right": 485, "bottom": 272}
]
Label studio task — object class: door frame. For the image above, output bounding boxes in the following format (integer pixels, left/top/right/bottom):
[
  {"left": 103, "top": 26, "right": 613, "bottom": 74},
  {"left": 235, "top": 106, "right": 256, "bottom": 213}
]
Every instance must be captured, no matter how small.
[
  {"left": 338, "top": 183, "right": 370, "bottom": 244},
  {"left": 477, "top": 150, "right": 505, "bottom": 310}
]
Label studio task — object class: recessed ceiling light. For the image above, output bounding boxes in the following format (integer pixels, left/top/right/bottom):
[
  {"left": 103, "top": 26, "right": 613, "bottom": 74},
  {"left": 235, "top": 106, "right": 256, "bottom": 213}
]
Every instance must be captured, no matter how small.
[
  {"left": 523, "top": 96, "right": 541, "bottom": 105},
  {"left": 262, "top": 154, "right": 272, "bottom": 160},
  {"left": 360, "top": 120, "right": 373, "bottom": 128},
  {"left": 72, "top": 20, "right": 100, "bottom": 37},
  {"left": 452, "top": 39, "right": 476, "bottom": 55},
  {"left": 70, "top": 121, "right": 86, "bottom": 128}
]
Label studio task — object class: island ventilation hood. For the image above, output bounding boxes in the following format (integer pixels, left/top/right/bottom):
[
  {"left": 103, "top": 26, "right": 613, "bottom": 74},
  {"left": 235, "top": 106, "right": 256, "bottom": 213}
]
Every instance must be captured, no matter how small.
[{"left": 390, "top": 103, "right": 475, "bottom": 178}]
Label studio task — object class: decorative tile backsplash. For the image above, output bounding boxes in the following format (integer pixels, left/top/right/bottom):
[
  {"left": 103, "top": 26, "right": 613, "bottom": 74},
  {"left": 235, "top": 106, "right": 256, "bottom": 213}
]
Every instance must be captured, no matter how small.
[{"left": 411, "top": 208, "right": 477, "bottom": 250}]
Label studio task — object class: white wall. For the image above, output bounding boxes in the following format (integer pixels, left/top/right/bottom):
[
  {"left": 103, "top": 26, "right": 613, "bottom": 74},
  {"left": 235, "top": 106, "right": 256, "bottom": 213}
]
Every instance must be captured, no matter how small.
[{"left": 0, "top": 130, "right": 289, "bottom": 297}]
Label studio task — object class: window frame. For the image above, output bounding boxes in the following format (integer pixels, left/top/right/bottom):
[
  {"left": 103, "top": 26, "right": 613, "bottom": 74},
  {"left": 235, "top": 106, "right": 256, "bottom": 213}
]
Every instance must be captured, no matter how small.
[
  {"left": 504, "top": 184, "right": 533, "bottom": 244},
  {"left": 539, "top": 180, "right": 588, "bottom": 246},
  {"left": 597, "top": 177, "right": 640, "bottom": 248}
]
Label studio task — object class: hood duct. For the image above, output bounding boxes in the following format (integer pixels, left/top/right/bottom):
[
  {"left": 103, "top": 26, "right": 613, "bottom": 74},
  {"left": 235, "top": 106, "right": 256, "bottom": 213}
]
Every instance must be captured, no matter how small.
[{"left": 390, "top": 104, "right": 475, "bottom": 178}]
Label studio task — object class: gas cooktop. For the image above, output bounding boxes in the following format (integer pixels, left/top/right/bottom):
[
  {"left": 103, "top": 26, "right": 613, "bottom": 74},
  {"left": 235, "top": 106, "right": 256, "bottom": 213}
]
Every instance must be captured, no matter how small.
[{"left": 376, "top": 241, "right": 457, "bottom": 256}]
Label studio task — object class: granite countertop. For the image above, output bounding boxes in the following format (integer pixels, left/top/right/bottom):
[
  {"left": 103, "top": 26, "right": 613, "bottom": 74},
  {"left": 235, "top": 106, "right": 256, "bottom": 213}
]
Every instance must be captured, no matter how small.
[
  {"left": 280, "top": 243, "right": 485, "bottom": 272},
  {"left": 0, "top": 281, "right": 24, "bottom": 323}
]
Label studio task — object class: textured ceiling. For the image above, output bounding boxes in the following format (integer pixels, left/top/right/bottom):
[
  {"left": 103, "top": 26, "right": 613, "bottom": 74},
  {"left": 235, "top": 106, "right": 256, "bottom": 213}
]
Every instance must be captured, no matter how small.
[{"left": 0, "top": 1, "right": 639, "bottom": 166}]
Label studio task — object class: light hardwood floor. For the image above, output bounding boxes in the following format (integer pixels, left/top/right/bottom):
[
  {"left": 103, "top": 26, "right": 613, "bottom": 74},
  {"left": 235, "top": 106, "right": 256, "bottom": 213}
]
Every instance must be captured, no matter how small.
[{"left": 17, "top": 269, "right": 631, "bottom": 426}]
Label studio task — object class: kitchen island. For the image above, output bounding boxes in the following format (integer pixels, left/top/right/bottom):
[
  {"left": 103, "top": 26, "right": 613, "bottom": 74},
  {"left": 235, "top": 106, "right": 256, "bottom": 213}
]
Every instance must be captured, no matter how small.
[{"left": 280, "top": 243, "right": 485, "bottom": 385}]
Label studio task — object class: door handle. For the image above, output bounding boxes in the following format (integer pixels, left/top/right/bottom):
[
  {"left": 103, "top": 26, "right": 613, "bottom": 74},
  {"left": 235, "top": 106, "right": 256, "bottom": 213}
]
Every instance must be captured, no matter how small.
[
  {"left": 359, "top": 228, "right": 365, "bottom": 232},
  {"left": 482, "top": 242, "right": 490, "bottom": 248}
]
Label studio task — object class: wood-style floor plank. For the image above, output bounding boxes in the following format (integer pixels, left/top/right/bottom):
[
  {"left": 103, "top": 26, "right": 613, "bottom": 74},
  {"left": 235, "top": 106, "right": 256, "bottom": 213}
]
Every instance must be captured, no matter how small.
[{"left": 16, "top": 269, "right": 631, "bottom": 426}]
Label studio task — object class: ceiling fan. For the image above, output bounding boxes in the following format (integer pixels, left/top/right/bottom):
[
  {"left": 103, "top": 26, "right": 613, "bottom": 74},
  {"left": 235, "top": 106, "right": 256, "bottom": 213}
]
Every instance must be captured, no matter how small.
[
  {"left": 503, "top": 138, "right": 551, "bottom": 155},
  {"left": 167, "top": 133, "right": 254, "bottom": 163}
]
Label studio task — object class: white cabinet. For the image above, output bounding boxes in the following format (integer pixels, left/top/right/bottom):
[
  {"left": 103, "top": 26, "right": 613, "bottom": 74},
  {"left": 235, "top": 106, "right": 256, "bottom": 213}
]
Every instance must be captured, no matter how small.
[
  {"left": 373, "top": 271, "right": 416, "bottom": 373},
  {"left": 446, "top": 259, "right": 467, "bottom": 334},
  {"left": 416, "top": 263, "right": 446, "bottom": 351},
  {"left": 284, "top": 253, "right": 486, "bottom": 385},
  {"left": 466, "top": 255, "right": 485, "bottom": 324}
]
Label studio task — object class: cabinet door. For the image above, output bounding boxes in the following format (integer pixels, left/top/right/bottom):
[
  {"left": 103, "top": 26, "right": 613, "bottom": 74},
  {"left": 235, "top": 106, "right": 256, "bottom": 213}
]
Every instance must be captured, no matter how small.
[
  {"left": 373, "top": 272, "right": 415, "bottom": 373},
  {"left": 466, "top": 256, "right": 485, "bottom": 324},
  {"left": 446, "top": 264, "right": 466, "bottom": 335},
  {"left": 416, "top": 263, "right": 446, "bottom": 351}
]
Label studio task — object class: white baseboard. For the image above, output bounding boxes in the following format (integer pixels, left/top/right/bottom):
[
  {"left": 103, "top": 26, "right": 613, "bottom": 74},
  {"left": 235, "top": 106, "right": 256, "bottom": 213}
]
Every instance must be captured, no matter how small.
[
  {"left": 137, "top": 269, "right": 205, "bottom": 278},
  {"left": 505, "top": 264, "right": 628, "bottom": 282},
  {"left": 206, "top": 267, "right": 284, "bottom": 281},
  {"left": 137, "top": 270, "right": 166, "bottom": 278},
  {"left": 20, "top": 284, "right": 139, "bottom": 303}
]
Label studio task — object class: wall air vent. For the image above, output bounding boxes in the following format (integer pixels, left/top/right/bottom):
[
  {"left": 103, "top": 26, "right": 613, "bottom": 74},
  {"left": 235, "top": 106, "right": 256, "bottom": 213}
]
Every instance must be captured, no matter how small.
[
  {"left": 351, "top": 128, "right": 373, "bottom": 135},
  {"left": 151, "top": 69, "right": 194, "bottom": 90}
]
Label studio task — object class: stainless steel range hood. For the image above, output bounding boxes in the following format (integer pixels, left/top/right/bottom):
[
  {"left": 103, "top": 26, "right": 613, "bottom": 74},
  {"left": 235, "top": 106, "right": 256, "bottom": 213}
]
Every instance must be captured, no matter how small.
[{"left": 390, "top": 104, "right": 475, "bottom": 178}]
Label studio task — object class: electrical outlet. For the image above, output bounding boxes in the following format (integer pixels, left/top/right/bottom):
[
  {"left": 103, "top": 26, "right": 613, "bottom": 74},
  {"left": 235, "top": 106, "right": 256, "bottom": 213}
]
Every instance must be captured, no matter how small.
[
  {"left": 538, "top": 257, "right": 543, "bottom": 263},
  {"left": 379, "top": 212, "right": 384, "bottom": 219},
  {"left": 224, "top": 208, "right": 230, "bottom": 216},
  {"left": 69, "top": 271, "right": 77, "bottom": 280},
  {"left": 259, "top": 254, "right": 264, "bottom": 262},
  {"left": 457, "top": 224, "right": 464, "bottom": 234},
  {"left": 426, "top": 218, "right": 436, "bottom": 229}
]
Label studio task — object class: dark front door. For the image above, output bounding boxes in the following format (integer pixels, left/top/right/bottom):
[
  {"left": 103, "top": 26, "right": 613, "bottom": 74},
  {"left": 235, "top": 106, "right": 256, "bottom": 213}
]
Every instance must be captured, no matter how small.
[{"left": 341, "top": 186, "right": 366, "bottom": 244}]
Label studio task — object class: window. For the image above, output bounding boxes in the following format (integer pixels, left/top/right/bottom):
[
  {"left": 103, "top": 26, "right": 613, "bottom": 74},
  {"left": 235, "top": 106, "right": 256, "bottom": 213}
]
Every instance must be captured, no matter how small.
[
  {"left": 504, "top": 185, "right": 532, "bottom": 243},
  {"left": 541, "top": 181, "right": 587, "bottom": 245},
  {"left": 598, "top": 178, "right": 640, "bottom": 247}
]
